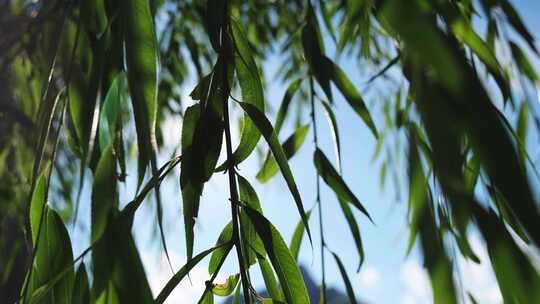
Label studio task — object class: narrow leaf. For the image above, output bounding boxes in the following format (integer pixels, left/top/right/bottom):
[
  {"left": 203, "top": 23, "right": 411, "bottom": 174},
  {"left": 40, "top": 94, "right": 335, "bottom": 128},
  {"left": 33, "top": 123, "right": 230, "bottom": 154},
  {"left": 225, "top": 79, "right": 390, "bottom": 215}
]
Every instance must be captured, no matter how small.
[
  {"left": 314, "top": 148, "right": 373, "bottom": 222},
  {"left": 245, "top": 207, "right": 310, "bottom": 304},
  {"left": 321, "top": 56, "right": 378, "bottom": 138},
  {"left": 337, "top": 197, "right": 365, "bottom": 271},
  {"left": 98, "top": 73, "right": 126, "bottom": 150},
  {"left": 72, "top": 263, "right": 90, "bottom": 304},
  {"left": 208, "top": 222, "right": 233, "bottom": 274},
  {"left": 238, "top": 175, "right": 266, "bottom": 264},
  {"left": 29, "top": 173, "right": 48, "bottom": 244},
  {"left": 219, "top": 18, "right": 265, "bottom": 168},
  {"left": 258, "top": 257, "right": 284, "bottom": 302},
  {"left": 289, "top": 210, "right": 312, "bottom": 261},
  {"left": 330, "top": 251, "right": 358, "bottom": 304},
  {"left": 274, "top": 79, "right": 302, "bottom": 135},
  {"left": 123, "top": 0, "right": 159, "bottom": 186},
  {"left": 320, "top": 101, "right": 342, "bottom": 172},
  {"left": 238, "top": 102, "right": 312, "bottom": 243},
  {"left": 257, "top": 124, "right": 310, "bottom": 182},
  {"left": 91, "top": 145, "right": 117, "bottom": 243}
]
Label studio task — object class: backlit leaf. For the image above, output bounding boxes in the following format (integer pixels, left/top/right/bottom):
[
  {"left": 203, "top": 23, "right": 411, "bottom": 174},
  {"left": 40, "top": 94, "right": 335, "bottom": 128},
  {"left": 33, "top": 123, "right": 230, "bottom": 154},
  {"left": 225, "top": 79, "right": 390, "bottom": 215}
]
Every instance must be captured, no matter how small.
[
  {"left": 218, "top": 18, "right": 265, "bottom": 168},
  {"left": 123, "top": 0, "right": 159, "bottom": 187},
  {"left": 274, "top": 79, "right": 303, "bottom": 135},
  {"left": 257, "top": 124, "right": 310, "bottom": 182},
  {"left": 258, "top": 257, "right": 284, "bottom": 302},
  {"left": 238, "top": 102, "right": 312, "bottom": 243},
  {"left": 91, "top": 145, "right": 117, "bottom": 243},
  {"left": 330, "top": 251, "right": 357, "bottom": 304},
  {"left": 320, "top": 101, "right": 342, "bottom": 172},
  {"left": 212, "top": 274, "right": 239, "bottom": 297},
  {"left": 238, "top": 175, "right": 265, "bottom": 265},
  {"left": 208, "top": 222, "right": 233, "bottom": 274},
  {"left": 244, "top": 207, "right": 310, "bottom": 304},
  {"left": 314, "top": 148, "right": 373, "bottom": 222},
  {"left": 321, "top": 56, "right": 378, "bottom": 138},
  {"left": 289, "top": 210, "right": 312, "bottom": 261}
]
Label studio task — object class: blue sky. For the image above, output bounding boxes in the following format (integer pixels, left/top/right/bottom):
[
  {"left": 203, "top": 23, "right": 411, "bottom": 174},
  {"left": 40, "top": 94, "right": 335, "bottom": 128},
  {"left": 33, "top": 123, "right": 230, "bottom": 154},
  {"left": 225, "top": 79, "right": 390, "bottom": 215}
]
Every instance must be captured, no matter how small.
[{"left": 68, "top": 1, "right": 540, "bottom": 303}]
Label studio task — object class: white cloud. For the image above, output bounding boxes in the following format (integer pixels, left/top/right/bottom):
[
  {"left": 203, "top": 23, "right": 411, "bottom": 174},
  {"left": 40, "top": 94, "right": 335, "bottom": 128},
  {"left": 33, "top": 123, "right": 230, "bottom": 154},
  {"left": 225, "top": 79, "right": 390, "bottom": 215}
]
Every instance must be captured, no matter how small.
[
  {"left": 399, "top": 260, "right": 431, "bottom": 303},
  {"left": 399, "top": 234, "right": 503, "bottom": 304},
  {"left": 142, "top": 250, "right": 226, "bottom": 304},
  {"left": 358, "top": 265, "right": 381, "bottom": 289},
  {"left": 456, "top": 235, "right": 502, "bottom": 304}
]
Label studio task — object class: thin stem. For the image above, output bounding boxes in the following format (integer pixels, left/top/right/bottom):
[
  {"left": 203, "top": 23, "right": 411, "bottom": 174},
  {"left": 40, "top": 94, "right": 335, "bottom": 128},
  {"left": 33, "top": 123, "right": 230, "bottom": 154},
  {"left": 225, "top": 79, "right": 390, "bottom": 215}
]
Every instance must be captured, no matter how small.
[
  {"left": 310, "top": 77, "right": 327, "bottom": 302},
  {"left": 222, "top": 60, "right": 252, "bottom": 304},
  {"left": 199, "top": 244, "right": 233, "bottom": 302}
]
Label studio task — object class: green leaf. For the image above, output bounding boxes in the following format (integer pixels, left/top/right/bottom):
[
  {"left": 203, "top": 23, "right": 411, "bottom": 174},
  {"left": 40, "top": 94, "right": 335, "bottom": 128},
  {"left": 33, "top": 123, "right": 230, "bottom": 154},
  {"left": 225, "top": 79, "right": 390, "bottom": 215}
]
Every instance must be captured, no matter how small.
[
  {"left": 112, "top": 233, "right": 154, "bottom": 304},
  {"left": 98, "top": 73, "right": 126, "bottom": 150},
  {"left": 499, "top": 0, "right": 538, "bottom": 54},
  {"left": 337, "top": 197, "right": 365, "bottom": 271},
  {"left": 91, "top": 144, "right": 117, "bottom": 243},
  {"left": 450, "top": 18, "right": 510, "bottom": 99},
  {"left": 314, "top": 148, "right": 373, "bottom": 222},
  {"left": 318, "top": 0, "right": 337, "bottom": 43},
  {"left": 257, "top": 124, "right": 310, "bottom": 182},
  {"left": 274, "top": 78, "right": 303, "bottom": 135},
  {"left": 231, "top": 284, "right": 241, "bottom": 304},
  {"left": 180, "top": 104, "right": 203, "bottom": 260},
  {"left": 407, "top": 141, "right": 458, "bottom": 304},
  {"left": 181, "top": 102, "right": 224, "bottom": 259},
  {"left": 237, "top": 175, "right": 265, "bottom": 264},
  {"left": 289, "top": 210, "right": 312, "bottom": 261},
  {"left": 509, "top": 41, "right": 539, "bottom": 83},
  {"left": 91, "top": 206, "right": 154, "bottom": 304},
  {"left": 258, "top": 257, "right": 284, "bottom": 302},
  {"left": 80, "top": 0, "right": 108, "bottom": 35},
  {"left": 65, "top": 29, "right": 97, "bottom": 157},
  {"left": 156, "top": 245, "right": 228, "bottom": 304},
  {"left": 204, "top": 0, "right": 227, "bottom": 51},
  {"left": 238, "top": 102, "right": 312, "bottom": 243},
  {"left": 302, "top": 11, "right": 332, "bottom": 102},
  {"left": 321, "top": 56, "right": 378, "bottom": 138},
  {"left": 200, "top": 292, "right": 214, "bottom": 304},
  {"left": 30, "top": 173, "right": 48, "bottom": 245},
  {"left": 244, "top": 207, "right": 310, "bottom": 304},
  {"left": 123, "top": 0, "right": 159, "bottom": 187},
  {"left": 72, "top": 263, "right": 90, "bottom": 304},
  {"left": 320, "top": 101, "right": 342, "bottom": 172},
  {"left": 473, "top": 204, "right": 540, "bottom": 302},
  {"left": 219, "top": 18, "right": 265, "bottom": 168},
  {"left": 330, "top": 251, "right": 358, "bottom": 304},
  {"left": 379, "top": 0, "right": 463, "bottom": 92},
  {"left": 208, "top": 222, "right": 233, "bottom": 274},
  {"left": 95, "top": 281, "right": 119, "bottom": 304},
  {"left": 516, "top": 102, "right": 529, "bottom": 164},
  {"left": 26, "top": 208, "right": 75, "bottom": 304},
  {"left": 212, "top": 274, "right": 240, "bottom": 296}
]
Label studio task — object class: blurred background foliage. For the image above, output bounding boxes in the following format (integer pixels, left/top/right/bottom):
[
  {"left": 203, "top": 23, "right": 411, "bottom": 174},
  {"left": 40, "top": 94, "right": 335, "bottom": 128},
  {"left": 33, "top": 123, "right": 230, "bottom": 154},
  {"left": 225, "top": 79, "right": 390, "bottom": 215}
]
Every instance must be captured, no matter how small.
[{"left": 1, "top": 0, "right": 540, "bottom": 303}]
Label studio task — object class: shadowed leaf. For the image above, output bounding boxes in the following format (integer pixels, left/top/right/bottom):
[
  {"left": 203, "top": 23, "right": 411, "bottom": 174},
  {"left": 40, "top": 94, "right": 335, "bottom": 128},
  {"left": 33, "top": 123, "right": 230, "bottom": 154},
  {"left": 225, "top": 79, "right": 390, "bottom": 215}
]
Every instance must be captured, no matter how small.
[
  {"left": 238, "top": 102, "right": 312, "bottom": 243},
  {"left": 257, "top": 124, "right": 310, "bottom": 182},
  {"left": 314, "top": 148, "right": 373, "bottom": 222},
  {"left": 330, "top": 251, "right": 358, "bottom": 304},
  {"left": 244, "top": 207, "right": 310, "bottom": 304}
]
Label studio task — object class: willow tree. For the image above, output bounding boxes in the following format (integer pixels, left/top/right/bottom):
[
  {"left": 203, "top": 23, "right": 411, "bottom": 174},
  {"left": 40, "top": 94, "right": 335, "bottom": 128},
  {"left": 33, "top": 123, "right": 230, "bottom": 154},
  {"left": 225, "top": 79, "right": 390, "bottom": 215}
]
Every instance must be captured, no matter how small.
[{"left": 1, "top": 0, "right": 540, "bottom": 303}]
